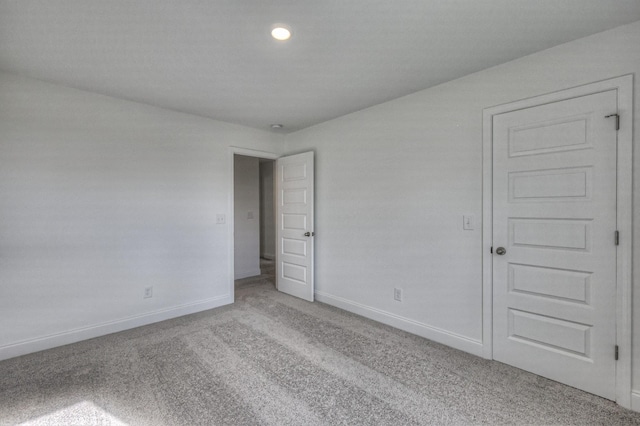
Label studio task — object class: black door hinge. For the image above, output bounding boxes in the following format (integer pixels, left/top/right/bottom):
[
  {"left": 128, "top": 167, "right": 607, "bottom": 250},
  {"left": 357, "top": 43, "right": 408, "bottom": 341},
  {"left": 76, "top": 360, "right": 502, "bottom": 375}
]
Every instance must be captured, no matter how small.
[
  {"left": 605, "top": 113, "right": 620, "bottom": 131},
  {"left": 615, "top": 230, "right": 619, "bottom": 246},
  {"left": 490, "top": 246, "right": 493, "bottom": 254},
  {"left": 615, "top": 345, "right": 619, "bottom": 361}
]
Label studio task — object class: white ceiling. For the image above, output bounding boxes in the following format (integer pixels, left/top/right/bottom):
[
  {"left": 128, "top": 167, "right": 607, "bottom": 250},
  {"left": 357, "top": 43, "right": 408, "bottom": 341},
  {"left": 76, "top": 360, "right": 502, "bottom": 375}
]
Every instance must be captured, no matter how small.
[{"left": 1, "top": 1, "right": 639, "bottom": 133}]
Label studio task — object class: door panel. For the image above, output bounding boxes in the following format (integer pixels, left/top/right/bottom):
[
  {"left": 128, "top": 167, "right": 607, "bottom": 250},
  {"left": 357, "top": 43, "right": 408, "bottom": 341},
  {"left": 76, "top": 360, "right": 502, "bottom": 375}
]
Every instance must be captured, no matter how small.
[
  {"left": 492, "top": 90, "right": 617, "bottom": 400},
  {"left": 508, "top": 263, "right": 590, "bottom": 303},
  {"left": 276, "top": 152, "right": 314, "bottom": 301}
]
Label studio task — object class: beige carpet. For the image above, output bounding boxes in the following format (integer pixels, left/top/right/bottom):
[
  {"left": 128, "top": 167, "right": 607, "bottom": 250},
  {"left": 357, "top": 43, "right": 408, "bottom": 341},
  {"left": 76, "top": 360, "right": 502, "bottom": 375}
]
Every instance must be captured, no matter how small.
[{"left": 1, "top": 264, "right": 640, "bottom": 425}]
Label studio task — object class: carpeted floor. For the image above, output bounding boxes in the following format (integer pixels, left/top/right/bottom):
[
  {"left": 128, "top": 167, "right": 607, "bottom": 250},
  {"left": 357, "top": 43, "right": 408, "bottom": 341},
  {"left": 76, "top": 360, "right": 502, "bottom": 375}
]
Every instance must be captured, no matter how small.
[{"left": 1, "top": 260, "right": 640, "bottom": 425}]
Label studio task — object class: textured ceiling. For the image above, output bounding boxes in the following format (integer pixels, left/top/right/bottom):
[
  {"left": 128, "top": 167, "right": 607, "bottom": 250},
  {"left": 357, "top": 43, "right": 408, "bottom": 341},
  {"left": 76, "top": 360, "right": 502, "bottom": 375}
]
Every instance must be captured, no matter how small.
[{"left": 1, "top": 1, "right": 639, "bottom": 133}]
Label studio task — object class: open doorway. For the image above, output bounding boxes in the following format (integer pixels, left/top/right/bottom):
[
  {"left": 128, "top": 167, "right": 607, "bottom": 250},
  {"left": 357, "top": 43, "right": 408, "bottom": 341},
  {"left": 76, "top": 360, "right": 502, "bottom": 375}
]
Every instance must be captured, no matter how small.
[
  {"left": 233, "top": 154, "right": 276, "bottom": 292},
  {"left": 230, "top": 148, "right": 315, "bottom": 303}
]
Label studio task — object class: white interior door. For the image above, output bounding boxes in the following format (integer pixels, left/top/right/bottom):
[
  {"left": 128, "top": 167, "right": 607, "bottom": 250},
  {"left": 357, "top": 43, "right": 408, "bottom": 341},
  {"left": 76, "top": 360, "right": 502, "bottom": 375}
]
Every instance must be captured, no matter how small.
[
  {"left": 276, "top": 151, "right": 314, "bottom": 302},
  {"left": 492, "top": 90, "right": 618, "bottom": 399}
]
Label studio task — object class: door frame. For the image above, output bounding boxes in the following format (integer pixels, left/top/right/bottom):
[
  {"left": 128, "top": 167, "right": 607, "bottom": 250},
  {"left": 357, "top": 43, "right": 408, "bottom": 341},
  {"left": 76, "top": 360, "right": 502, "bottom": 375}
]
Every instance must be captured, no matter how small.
[
  {"left": 228, "top": 147, "right": 280, "bottom": 302},
  {"left": 481, "top": 75, "right": 633, "bottom": 407}
]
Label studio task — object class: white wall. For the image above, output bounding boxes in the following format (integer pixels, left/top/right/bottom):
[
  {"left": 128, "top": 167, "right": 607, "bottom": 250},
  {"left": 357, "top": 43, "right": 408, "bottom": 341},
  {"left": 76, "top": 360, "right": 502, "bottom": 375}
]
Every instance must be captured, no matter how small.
[
  {"left": 0, "top": 71, "right": 281, "bottom": 360},
  {"left": 260, "top": 161, "right": 276, "bottom": 260},
  {"left": 234, "top": 155, "right": 260, "bottom": 279},
  {"left": 285, "top": 20, "right": 640, "bottom": 398}
]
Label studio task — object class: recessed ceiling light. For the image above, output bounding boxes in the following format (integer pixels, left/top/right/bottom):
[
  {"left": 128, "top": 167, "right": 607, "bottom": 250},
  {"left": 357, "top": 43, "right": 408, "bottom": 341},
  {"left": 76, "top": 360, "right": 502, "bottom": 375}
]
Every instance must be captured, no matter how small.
[
  {"left": 271, "top": 124, "right": 284, "bottom": 129},
  {"left": 271, "top": 26, "right": 291, "bottom": 41}
]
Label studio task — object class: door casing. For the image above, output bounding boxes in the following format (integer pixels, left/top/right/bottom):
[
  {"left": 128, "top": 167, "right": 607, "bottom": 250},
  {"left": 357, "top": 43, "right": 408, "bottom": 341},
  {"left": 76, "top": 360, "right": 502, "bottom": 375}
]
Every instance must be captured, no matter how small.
[{"left": 481, "top": 75, "right": 633, "bottom": 408}]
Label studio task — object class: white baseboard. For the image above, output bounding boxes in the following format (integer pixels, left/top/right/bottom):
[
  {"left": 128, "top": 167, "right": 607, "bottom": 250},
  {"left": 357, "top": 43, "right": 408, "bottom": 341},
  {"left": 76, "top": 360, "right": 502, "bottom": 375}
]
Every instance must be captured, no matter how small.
[
  {"left": 261, "top": 253, "right": 275, "bottom": 260},
  {"left": 235, "top": 268, "right": 262, "bottom": 279},
  {"left": 315, "top": 291, "right": 484, "bottom": 357},
  {"left": 630, "top": 391, "right": 640, "bottom": 412},
  {"left": 0, "top": 294, "right": 233, "bottom": 362}
]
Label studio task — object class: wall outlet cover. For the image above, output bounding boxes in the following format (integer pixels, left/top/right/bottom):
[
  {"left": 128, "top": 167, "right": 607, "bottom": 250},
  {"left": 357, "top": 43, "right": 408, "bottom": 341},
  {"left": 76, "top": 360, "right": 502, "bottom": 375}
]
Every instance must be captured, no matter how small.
[{"left": 394, "top": 288, "right": 402, "bottom": 302}]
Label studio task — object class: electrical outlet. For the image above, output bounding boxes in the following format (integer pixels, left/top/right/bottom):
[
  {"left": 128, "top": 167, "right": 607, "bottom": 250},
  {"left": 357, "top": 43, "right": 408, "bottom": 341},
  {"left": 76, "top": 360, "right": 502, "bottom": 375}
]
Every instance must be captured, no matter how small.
[
  {"left": 216, "top": 214, "right": 226, "bottom": 224},
  {"left": 144, "top": 286, "right": 153, "bottom": 299},
  {"left": 394, "top": 288, "right": 402, "bottom": 302}
]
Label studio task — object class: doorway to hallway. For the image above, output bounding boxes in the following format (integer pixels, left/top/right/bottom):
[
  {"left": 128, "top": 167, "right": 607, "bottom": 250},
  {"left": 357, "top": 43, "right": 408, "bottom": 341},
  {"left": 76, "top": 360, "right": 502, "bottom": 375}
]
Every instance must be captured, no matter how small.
[{"left": 233, "top": 154, "right": 275, "bottom": 282}]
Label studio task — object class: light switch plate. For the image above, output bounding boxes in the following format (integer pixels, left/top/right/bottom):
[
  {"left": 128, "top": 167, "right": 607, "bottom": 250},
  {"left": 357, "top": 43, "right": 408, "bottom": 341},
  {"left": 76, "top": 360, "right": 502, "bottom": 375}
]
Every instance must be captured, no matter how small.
[{"left": 463, "top": 215, "right": 474, "bottom": 230}]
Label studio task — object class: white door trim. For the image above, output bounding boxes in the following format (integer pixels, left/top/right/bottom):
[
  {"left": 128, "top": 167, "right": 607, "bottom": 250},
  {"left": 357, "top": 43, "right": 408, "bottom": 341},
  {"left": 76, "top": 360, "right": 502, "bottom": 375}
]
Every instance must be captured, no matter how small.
[
  {"left": 228, "top": 146, "right": 280, "bottom": 302},
  {"left": 481, "top": 75, "right": 633, "bottom": 408}
]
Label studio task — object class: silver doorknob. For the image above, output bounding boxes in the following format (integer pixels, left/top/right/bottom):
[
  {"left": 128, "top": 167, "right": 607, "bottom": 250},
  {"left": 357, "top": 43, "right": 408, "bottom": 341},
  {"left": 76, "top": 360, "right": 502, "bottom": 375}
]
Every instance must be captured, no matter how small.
[
  {"left": 304, "top": 232, "right": 311, "bottom": 237},
  {"left": 495, "top": 247, "right": 506, "bottom": 255}
]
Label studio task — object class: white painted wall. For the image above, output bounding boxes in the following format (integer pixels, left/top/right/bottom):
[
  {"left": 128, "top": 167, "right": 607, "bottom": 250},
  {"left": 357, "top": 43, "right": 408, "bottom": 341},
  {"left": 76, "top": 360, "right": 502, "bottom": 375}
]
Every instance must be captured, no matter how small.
[
  {"left": 284, "top": 20, "right": 640, "bottom": 398},
  {"left": 234, "top": 155, "right": 260, "bottom": 279},
  {"left": 260, "top": 161, "right": 276, "bottom": 260},
  {"left": 0, "top": 71, "right": 281, "bottom": 360}
]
